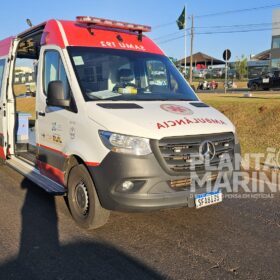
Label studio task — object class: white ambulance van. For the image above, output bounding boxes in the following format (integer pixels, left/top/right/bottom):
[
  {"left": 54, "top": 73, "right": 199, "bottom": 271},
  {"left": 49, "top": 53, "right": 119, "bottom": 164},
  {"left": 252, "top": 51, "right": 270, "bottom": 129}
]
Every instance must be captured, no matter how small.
[{"left": 0, "top": 17, "right": 240, "bottom": 229}]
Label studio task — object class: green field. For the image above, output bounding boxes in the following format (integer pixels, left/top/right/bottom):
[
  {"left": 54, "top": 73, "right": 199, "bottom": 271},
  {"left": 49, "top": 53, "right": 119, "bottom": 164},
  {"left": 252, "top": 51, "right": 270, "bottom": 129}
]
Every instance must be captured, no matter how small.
[{"left": 198, "top": 93, "right": 280, "bottom": 158}]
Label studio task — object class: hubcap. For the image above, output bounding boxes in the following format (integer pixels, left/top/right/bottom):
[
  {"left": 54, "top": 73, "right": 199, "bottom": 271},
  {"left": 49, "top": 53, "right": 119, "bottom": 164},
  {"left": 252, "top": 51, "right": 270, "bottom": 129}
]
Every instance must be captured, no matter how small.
[{"left": 75, "top": 182, "right": 89, "bottom": 215}]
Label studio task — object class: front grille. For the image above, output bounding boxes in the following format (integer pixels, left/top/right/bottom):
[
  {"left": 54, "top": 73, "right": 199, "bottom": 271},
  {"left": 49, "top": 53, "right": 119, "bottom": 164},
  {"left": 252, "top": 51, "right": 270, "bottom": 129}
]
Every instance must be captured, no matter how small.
[{"left": 156, "top": 132, "right": 235, "bottom": 173}]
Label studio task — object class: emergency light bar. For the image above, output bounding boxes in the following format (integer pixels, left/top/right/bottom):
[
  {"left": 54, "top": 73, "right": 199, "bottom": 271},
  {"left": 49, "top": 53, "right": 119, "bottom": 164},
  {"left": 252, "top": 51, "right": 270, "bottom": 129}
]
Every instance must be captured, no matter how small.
[{"left": 76, "top": 16, "right": 151, "bottom": 32}]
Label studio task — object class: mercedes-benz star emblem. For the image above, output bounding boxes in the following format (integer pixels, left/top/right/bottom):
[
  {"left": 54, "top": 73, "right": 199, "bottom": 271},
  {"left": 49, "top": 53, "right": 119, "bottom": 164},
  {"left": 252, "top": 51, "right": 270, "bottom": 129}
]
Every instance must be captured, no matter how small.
[{"left": 199, "top": 141, "right": 216, "bottom": 161}]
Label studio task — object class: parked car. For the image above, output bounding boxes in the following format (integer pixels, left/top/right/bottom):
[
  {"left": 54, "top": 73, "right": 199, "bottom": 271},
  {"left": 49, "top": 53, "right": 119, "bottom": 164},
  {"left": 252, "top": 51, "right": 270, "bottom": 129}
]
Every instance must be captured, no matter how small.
[
  {"left": 211, "top": 68, "right": 224, "bottom": 78},
  {"left": 247, "top": 70, "right": 280, "bottom": 91},
  {"left": 222, "top": 69, "right": 239, "bottom": 79},
  {"left": 192, "top": 69, "right": 205, "bottom": 79}
]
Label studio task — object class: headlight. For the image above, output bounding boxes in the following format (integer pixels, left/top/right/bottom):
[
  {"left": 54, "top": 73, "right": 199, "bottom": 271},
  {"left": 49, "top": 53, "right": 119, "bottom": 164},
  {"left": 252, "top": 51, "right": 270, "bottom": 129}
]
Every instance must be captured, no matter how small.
[{"left": 99, "top": 131, "right": 152, "bottom": 156}]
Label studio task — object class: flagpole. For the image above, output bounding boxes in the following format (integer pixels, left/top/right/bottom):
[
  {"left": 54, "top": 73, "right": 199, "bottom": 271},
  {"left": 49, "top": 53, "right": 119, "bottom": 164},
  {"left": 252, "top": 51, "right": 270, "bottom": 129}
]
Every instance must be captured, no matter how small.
[{"left": 184, "top": 5, "right": 187, "bottom": 79}]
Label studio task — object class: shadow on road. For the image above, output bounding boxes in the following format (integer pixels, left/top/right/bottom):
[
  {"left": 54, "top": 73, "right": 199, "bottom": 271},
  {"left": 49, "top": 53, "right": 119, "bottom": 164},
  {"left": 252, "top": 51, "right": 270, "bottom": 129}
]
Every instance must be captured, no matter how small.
[{"left": 0, "top": 178, "right": 163, "bottom": 280}]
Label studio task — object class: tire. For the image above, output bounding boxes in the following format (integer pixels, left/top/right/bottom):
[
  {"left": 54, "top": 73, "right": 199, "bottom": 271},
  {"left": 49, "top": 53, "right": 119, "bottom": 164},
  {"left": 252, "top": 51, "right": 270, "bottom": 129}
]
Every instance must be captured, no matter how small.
[
  {"left": 250, "top": 83, "right": 259, "bottom": 91},
  {"left": 67, "top": 164, "right": 110, "bottom": 230}
]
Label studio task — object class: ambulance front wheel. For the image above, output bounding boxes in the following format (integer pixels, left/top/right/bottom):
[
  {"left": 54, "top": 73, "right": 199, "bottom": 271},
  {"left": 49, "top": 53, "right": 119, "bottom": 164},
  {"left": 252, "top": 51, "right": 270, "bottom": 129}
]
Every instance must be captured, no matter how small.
[{"left": 67, "top": 164, "right": 110, "bottom": 230}]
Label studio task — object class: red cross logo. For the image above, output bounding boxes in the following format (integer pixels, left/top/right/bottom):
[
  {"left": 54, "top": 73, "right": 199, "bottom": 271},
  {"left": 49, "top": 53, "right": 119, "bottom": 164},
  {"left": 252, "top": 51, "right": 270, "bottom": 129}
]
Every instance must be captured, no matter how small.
[{"left": 160, "top": 104, "right": 194, "bottom": 115}]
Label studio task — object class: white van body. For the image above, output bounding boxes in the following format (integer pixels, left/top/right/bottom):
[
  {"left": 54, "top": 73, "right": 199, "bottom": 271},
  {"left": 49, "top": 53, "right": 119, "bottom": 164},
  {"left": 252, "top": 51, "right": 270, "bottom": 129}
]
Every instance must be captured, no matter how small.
[{"left": 0, "top": 17, "right": 240, "bottom": 229}]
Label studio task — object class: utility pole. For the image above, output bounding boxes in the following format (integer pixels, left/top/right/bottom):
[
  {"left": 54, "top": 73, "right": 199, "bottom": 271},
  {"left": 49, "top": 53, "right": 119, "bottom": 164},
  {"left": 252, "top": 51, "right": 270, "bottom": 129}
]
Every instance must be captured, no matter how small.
[
  {"left": 189, "top": 15, "right": 194, "bottom": 84},
  {"left": 184, "top": 6, "right": 187, "bottom": 79},
  {"left": 225, "top": 60, "right": 228, "bottom": 94},
  {"left": 184, "top": 23, "right": 187, "bottom": 79}
]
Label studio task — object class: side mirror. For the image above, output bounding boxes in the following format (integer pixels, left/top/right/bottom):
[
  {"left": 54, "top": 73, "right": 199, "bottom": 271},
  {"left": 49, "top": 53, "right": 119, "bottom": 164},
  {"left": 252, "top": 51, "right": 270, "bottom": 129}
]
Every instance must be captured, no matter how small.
[{"left": 46, "top": 81, "right": 70, "bottom": 107}]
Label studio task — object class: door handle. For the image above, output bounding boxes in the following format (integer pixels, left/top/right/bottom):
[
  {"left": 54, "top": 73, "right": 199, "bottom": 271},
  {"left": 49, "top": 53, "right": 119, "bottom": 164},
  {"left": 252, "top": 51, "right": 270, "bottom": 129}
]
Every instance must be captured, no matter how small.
[{"left": 38, "top": 111, "right": 46, "bottom": 117}]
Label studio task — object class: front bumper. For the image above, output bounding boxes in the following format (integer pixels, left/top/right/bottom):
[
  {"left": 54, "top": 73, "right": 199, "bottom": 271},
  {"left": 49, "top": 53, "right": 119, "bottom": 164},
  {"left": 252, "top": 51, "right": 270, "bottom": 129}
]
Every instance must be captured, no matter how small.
[{"left": 88, "top": 143, "right": 240, "bottom": 212}]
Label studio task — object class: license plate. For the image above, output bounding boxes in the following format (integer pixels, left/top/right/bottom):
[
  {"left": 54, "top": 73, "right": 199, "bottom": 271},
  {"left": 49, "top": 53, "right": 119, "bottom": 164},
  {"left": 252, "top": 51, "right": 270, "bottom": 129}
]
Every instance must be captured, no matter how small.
[
  {"left": 195, "top": 190, "right": 223, "bottom": 209},
  {"left": 262, "top": 78, "right": 269, "bottom": 83}
]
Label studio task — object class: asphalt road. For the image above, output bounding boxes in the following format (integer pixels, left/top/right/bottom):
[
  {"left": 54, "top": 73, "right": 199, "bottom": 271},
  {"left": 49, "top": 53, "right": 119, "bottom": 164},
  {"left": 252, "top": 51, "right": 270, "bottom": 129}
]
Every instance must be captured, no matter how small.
[{"left": 0, "top": 165, "right": 280, "bottom": 280}]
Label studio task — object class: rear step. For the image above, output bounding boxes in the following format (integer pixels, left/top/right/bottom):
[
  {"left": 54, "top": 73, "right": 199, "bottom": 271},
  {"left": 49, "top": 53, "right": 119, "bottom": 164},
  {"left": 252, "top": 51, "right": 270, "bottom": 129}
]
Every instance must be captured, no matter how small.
[{"left": 7, "top": 157, "right": 67, "bottom": 195}]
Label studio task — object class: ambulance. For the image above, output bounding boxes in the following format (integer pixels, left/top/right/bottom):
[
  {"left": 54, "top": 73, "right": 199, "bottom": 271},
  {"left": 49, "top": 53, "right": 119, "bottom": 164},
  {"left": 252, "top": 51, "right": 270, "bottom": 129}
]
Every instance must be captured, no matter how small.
[{"left": 0, "top": 16, "right": 240, "bottom": 229}]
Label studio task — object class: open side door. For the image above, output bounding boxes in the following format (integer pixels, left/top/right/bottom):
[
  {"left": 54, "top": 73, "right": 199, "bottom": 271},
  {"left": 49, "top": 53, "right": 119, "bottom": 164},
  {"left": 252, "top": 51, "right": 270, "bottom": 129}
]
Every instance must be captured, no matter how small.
[{"left": 0, "top": 37, "right": 14, "bottom": 160}]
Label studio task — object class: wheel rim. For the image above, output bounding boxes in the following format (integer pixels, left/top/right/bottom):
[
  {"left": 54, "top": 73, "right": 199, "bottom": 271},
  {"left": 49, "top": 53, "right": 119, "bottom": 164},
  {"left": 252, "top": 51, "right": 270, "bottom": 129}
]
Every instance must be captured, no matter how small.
[{"left": 74, "top": 181, "right": 89, "bottom": 216}]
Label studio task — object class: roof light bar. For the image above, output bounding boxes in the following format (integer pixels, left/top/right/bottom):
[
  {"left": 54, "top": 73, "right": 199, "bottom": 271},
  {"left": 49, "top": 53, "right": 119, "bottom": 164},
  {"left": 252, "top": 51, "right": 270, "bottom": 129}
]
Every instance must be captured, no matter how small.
[{"left": 76, "top": 16, "right": 151, "bottom": 32}]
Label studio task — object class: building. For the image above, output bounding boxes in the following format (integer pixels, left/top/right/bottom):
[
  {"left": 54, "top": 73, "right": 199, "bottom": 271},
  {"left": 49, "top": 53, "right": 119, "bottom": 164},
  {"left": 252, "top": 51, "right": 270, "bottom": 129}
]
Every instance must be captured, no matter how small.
[
  {"left": 176, "top": 52, "right": 225, "bottom": 69},
  {"left": 271, "top": 9, "right": 280, "bottom": 68},
  {"left": 247, "top": 50, "right": 270, "bottom": 79},
  {"left": 14, "top": 67, "right": 35, "bottom": 84},
  {"left": 14, "top": 72, "right": 35, "bottom": 84},
  {"left": 246, "top": 8, "right": 280, "bottom": 79}
]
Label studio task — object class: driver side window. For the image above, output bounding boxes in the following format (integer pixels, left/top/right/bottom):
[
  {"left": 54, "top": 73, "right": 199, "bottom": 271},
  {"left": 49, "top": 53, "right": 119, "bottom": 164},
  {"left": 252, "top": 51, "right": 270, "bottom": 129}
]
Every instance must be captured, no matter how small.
[{"left": 44, "top": 50, "right": 70, "bottom": 99}]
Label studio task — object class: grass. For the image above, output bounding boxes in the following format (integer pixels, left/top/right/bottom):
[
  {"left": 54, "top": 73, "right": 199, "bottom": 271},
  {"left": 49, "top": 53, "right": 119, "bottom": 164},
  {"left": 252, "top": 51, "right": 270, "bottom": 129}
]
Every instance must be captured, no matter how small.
[
  {"left": 14, "top": 84, "right": 36, "bottom": 119},
  {"left": 198, "top": 93, "right": 280, "bottom": 159},
  {"left": 16, "top": 97, "right": 36, "bottom": 120},
  {"left": 14, "top": 84, "right": 27, "bottom": 96}
]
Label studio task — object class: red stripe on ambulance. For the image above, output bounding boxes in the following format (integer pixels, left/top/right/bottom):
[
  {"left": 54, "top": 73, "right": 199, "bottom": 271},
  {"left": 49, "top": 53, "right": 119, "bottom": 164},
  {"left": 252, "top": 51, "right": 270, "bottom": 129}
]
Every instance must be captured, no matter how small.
[{"left": 37, "top": 160, "right": 65, "bottom": 186}]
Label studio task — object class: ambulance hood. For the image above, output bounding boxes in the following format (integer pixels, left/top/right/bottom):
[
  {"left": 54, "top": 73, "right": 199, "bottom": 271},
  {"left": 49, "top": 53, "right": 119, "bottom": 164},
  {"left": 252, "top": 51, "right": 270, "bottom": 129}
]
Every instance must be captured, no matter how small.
[{"left": 86, "top": 101, "right": 235, "bottom": 140}]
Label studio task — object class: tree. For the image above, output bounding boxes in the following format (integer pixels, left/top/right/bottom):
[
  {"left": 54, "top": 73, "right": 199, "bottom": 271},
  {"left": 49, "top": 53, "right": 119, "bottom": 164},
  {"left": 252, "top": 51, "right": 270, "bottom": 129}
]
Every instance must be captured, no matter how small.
[{"left": 235, "top": 55, "right": 248, "bottom": 80}]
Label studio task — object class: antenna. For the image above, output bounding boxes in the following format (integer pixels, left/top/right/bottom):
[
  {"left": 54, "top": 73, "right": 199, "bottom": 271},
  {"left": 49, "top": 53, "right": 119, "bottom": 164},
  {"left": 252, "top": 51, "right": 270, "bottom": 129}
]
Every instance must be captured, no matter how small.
[{"left": 26, "top": 19, "right": 33, "bottom": 27}]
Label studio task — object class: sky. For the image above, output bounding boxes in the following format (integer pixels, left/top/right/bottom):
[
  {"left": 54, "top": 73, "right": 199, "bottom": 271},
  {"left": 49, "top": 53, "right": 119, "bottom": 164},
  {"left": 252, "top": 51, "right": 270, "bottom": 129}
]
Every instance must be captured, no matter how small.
[{"left": 0, "top": 0, "right": 279, "bottom": 62}]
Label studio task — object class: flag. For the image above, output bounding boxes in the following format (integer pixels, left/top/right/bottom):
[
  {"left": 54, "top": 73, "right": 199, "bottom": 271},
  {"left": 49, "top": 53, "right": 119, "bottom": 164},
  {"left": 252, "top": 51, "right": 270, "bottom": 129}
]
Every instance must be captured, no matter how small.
[{"left": 176, "top": 7, "right": 186, "bottom": 30}]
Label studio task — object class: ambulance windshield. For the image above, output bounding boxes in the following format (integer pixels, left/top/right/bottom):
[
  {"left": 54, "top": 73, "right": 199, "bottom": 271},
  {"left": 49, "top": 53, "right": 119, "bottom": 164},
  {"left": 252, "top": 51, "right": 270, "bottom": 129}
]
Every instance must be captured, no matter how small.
[{"left": 68, "top": 47, "right": 198, "bottom": 102}]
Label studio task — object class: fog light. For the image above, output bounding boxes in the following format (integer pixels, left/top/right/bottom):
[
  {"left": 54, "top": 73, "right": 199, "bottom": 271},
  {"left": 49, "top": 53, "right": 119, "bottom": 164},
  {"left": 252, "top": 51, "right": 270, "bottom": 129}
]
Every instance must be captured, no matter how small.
[{"left": 121, "top": 181, "right": 134, "bottom": 191}]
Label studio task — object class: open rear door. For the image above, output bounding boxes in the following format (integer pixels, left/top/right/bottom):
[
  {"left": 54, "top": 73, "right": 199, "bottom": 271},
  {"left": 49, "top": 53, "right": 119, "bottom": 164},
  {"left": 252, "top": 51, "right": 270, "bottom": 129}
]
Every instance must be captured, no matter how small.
[{"left": 0, "top": 37, "right": 14, "bottom": 160}]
